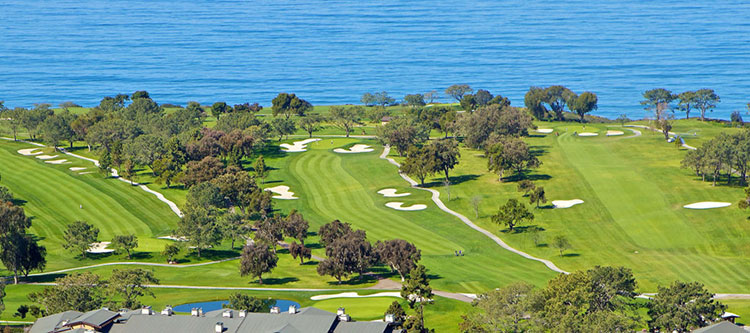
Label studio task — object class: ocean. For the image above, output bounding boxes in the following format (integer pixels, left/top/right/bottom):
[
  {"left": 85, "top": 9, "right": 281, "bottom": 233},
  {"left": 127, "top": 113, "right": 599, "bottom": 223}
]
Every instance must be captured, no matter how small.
[{"left": 1, "top": 0, "right": 749, "bottom": 119}]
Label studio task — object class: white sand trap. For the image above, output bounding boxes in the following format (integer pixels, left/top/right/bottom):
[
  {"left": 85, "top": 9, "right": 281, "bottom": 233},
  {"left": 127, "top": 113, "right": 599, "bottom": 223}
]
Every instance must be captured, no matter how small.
[
  {"left": 577, "top": 132, "right": 599, "bottom": 137},
  {"left": 606, "top": 130, "right": 624, "bottom": 136},
  {"left": 280, "top": 138, "right": 321, "bottom": 152},
  {"left": 69, "top": 167, "right": 87, "bottom": 171},
  {"left": 552, "top": 199, "right": 584, "bottom": 208},
  {"left": 87, "top": 242, "right": 114, "bottom": 254},
  {"left": 78, "top": 171, "right": 95, "bottom": 175},
  {"left": 310, "top": 292, "right": 402, "bottom": 301},
  {"left": 35, "top": 154, "right": 59, "bottom": 160},
  {"left": 158, "top": 235, "right": 188, "bottom": 242},
  {"left": 264, "top": 185, "right": 298, "bottom": 199},
  {"left": 18, "top": 148, "right": 42, "bottom": 156},
  {"left": 45, "top": 159, "right": 69, "bottom": 164},
  {"left": 536, "top": 128, "right": 554, "bottom": 133},
  {"left": 377, "top": 188, "right": 411, "bottom": 197},
  {"left": 334, "top": 144, "right": 375, "bottom": 153},
  {"left": 385, "top": 202, "right": 427, "bottom": 211},
  {"left": 683, "top": 202, "right": 731, "bottom": 209}
]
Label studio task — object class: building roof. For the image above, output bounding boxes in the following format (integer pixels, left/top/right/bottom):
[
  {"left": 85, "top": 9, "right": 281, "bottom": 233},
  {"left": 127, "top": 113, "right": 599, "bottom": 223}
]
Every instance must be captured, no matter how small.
[
  {"left": 29, "top": 310, "right": 83, "bottom": 333},
  {"left": 31, "top": 306, "right": 398, "bottom": 333},
  {"left": 692, "top": 321, "right": 746, "bottom": 333}
]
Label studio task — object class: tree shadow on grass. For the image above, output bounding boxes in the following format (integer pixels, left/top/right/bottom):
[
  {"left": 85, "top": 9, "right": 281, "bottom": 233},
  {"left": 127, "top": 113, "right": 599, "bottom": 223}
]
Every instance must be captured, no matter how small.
[
  {"left": 184, "top": 249, "right": 240, "bottom": 262},
  {"left": 24, "top": 273, "right": 67, "bottom": 283},
  {"left": 129, "top": 252, "right": 153, "bottom": 260},
  {"left": 423, "top": 174, "right": 479, "bottom": 188},
  {"left": 305, "top": 242, "right": 323, "bottom": 250},
  {"left": 255, "top": 146, "right": 288, "bottom": 159},
  {"left": 255, "top": 277, "right": 299, "bottom": 285},
  {"left": 561, "top": 253, "right": 580, "bottom": 258},
  {"left": 502, "top": 173, "right": 551, "bottom": 182},
  {"left": 513, "top": 225, "right": 546, "bottom": 233},
  {"left": 262, "top": 180, "right": 283, "bottom": 185},
  {"left": 10, "top": 198, "right": 27, "bottom": 206}
]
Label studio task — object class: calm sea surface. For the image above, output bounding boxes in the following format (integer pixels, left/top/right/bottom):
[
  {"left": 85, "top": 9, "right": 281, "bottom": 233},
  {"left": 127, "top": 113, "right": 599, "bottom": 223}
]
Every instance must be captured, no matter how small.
[{"left": 1, "top": 0, "right": 749, "bottom": 119}]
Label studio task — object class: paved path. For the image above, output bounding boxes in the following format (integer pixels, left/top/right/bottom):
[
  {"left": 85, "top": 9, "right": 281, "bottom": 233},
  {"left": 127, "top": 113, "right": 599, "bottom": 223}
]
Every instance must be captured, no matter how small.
[
  {"left": 0, "top": 137, "right": 183, "bottom": 217},
  {"left": 622, "top": 127, "right": 642, "bottom": 139},
  {"left": 623, "top": 125, "right": 697, "bottom": 150},
  {"left": 378, "top": 146, "right": 568, "bottom": 274}
]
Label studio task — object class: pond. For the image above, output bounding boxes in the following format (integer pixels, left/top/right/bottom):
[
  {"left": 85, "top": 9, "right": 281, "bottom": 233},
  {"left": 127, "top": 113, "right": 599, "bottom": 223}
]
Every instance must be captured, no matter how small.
[{"left": 172, "top": 299, "right": 301, "bottom": 313}]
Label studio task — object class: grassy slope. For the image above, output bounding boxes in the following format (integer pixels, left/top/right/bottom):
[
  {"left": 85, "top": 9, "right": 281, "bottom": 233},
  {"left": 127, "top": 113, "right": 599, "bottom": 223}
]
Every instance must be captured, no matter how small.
[
  {"left": 442, "top": 122, "right": 750, "bottom": 292},
  {"left": 265, "top": 138, "right": 556, "bottom": 292}
]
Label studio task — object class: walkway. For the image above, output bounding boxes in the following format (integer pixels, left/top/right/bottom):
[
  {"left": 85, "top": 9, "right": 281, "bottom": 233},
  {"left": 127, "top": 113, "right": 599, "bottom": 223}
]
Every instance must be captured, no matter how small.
[
  {"left": 378, "top": 146, "right": 568, "bottom": 274},
  {"left": 623, "top": 125, "right": 696, "bottom": 150},
  {"left": 0, "top": 137, "right": 183, "bottom": 216}
]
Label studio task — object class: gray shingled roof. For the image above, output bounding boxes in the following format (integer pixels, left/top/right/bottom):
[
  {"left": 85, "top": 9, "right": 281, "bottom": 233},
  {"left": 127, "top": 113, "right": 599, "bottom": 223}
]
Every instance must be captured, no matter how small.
[
  {"left": 68, "top": 308, "right": 119, "bottom": 328},
  {"left": 333, "top": 321, "right": 393, "bottom": 333},
  {"left": 692, "top": 321, "right": 746, "bottom": 333},
  {"left": 29, "top": 310, "right": 83, "bottom": 333}
]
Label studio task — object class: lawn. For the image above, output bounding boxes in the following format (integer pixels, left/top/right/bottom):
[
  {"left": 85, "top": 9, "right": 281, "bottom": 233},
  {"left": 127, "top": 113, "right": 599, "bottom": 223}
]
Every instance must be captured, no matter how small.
[{"left": 440, "top": 122, "right": 750, "bottom": 293}]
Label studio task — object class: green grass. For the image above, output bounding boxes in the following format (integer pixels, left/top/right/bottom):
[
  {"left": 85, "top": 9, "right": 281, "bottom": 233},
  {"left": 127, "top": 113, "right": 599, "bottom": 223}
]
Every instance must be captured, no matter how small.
[{"left": 440, "top": 122, "right": 750, "bottom": 292}]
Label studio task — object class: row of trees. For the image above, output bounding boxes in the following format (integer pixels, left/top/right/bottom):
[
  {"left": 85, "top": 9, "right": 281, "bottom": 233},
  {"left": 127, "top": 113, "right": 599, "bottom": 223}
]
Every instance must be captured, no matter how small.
[
  {"left": 524, "top": 85, "right": 598, "bottom": 122},
  {"left": 642, "top": 88, "right": 720, "bottom": 121},
  {"left": 460, "top": 266, "right": 726, "bottom": 332},
  {"left": 681, "top": 130, "right": 750, "bottom": 186}
]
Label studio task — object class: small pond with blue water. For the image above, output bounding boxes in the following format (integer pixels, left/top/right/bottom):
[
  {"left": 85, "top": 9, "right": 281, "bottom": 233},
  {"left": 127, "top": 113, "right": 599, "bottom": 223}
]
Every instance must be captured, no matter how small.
[{"left": 173, "top": 299, "right": 300, "bottom": 313}]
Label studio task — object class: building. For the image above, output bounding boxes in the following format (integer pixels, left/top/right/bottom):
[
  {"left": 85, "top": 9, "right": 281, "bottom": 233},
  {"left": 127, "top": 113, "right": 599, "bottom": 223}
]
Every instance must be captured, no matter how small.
[
  {"left": 30, "top": 305, "right": 402, "bottom": 333},
  {"left": 692, "top": 321, "right": 746, "bottom": 333}
]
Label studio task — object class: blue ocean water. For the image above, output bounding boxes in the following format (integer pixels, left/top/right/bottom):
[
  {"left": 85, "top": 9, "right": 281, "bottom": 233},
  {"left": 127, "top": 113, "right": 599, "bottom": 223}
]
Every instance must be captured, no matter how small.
[{"left": 1, "top": 0, "right": 749, "bottom": 119}]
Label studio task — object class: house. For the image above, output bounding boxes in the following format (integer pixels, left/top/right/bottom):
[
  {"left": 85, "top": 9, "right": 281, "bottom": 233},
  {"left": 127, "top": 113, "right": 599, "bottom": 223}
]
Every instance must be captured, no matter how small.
[
  {"left": 30, "top": 305, "right": 402, "bottom": 333},
  {"left": 692, "top": 320, "right": 745, "bottom": 333}
]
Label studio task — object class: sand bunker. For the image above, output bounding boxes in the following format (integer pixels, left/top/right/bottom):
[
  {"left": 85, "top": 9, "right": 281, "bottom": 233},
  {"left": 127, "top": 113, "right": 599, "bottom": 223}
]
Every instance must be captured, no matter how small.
[
  {"left": 385, "top": 202, "right": 427, "bottom": 211},
  {"left": 683, "top": 202, "right": 731, "bottom": 209},
  {"left": 536, "top": 128, "right": 554, "bottom": 134},
  {"left": 158, "top": 235, "right": 188, "bottom": 242},
  {"left": 78, "top": 171, "right": 95, "bottom": 175},
  {"left": 18, "top": 148, "right": 42, "bottom": 156},
  {"left": 377, "top": 189, "right": 411, "bottom": 197},
  {"left": 310, "top": 292, "right": 401, "bottom": 301},
  {"left": 264, "top": 185, "right": 298, "bottom": 199},
  {"left": 552, "top": 199, "right": 584, "bottom": 208},
  {"left": 87, "top": 242, "right": 114, "bottom": 254},
  {"left": 69, "top": 167, "right": 87, "bottom": 171},
  {"left": 35, "top": 154, "right": 59, "bottom": 160},
  {"left": 334, "top": 144, "right": 375, "bottom": 153},
  {"left": 577, "top": 132, "right": 598, "bottom": 137},
  {"left": 606, "top": 130, "right": 624, "bottom": 136},
  {"left": 45, "top": 159, "right": 69, "bottom": 164},
  {"left": 280, "top": 138, "right": 320, "bottom": 152}
]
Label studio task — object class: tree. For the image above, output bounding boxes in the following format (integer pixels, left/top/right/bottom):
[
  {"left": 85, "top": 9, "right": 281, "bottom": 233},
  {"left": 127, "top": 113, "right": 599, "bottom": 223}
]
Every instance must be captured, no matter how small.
[
  {"left": 0, "top": 186, "right": 11, "bottom": 203},
  {"left": 517, "top": 179, "right": 535, "bottom": 195},
  {"left": 271, "top": 93, "right": 312, "bottom": 119},
  {"left": 376, "top": 116, "right": 430, "bottom": 157},
  {"left": 270, "top": 117, "right": 296, "bottom": 141},
  {"left": 329, "top": 106, "right": 363, "bottom": 137},
  {"left": 400, "top": 146, "right": 434, "bottom": 186},
  {"left": 317, "top": 230, "right": 374, "bottom": 282},
  {"left": 524, "top": 87, "right": 548, "bottom": 120},
  {"left": 491, "top": 199, "right": 533, "bottom": 232},
  {"left": 470, "top": 196, "right": 481, "bottom": 218},
  {"left": 361, "top": 92, "right": 376, "bottom": 106},
  {"left": 425, "top": 139, "right": 460, "bottom": 181},
  {"left": 253, "top": 155, "right": 268, "bottom": 185},
  {"left": 63, "top": 221, "right": 99, "bottom": 259},
  {"left": 544, "top": 86, "right": 575, "bottom": 121},
  {"left": 210, "top": 102, "right": 230, "bottom": 120},
  {"left": 21, "top": 104, "right": 53, "bottom": 140},
  {"left": 318, "top": 220, "right": 354, "bottom": 247},
  {"left": 176, "top": 206, "right": 221, "bottom": 257},
  {"left": 14, "top": 305, "right": 29, "bottom": 319},
  {"left": 385, "top": 300, "right": 407, "bottom": 325},
  {"left": 220, "top": 212, "right": 248, "bottom": 249},
  {"left": 41, "top": 113, "right": 75, "bottom": 148},
  {"left": 445, "top": 84, "right": 473, "bottom": 102},
  {"left": 0, "top": 232, "right": 46, "bottom": 284},
  {"left": 2, "top": 107, "right": 24, "bottom": 141},
  {"left": 459, "top": 282, "right": 535, "bottom": 332},
  {"left": 486, "top": 138, "right": 540, "bottom": 181},
  {"left": 648, "top": 281, "right": 725, "bottom": 331},
  {"left": 131, "top": 90, "right": 150, "bottom": 100},
  {"left": 111, "top": 234, "right": 138, "bottom": 259},
  {"left": 373, "top": 91, "right": 395, "bottom": 107},
  {"left": 224, "top": 292, "right": 274, "bottom": 312},
  {"left": 677, "top": 91, "right": 698, "bottom": 119},
  {"left": 375, "top": 239, "right": 421, "bottom": 281},
  {"left": 239, "top": 244, "right": 278, "bottom": 284},
  {"left": 297, "top": 114, "right": 322, "bottom": 138},
  {"left": 126, "top": 134, "right": 166, "bottom": 173},
  {"left": 552, "top": 235, "right": 571, "bottom": 256},
  {"left": 424, "top": 90, "right": 438, "bottom": 104},
  {"left": 253, "top": 218, "right": 283, "bottom": 253},
  {"left": 459, "top": 105, "right": 533, "bottom": 149},
  {"left": 28, "top": 272, "right": 104, "bottom": 314},
  {"left": 694, "top": 88, "right": 720, "bottom": 121},
  {"left": 400, "top": 264, "right": 433, "bottom": 332},
  {"left": 108, "top": 269, "right": 159, "bottom": 309},
  {"left": 283, "top": 210, "right": 309, "bottom": 244},
  {"left": 569, "top": 91, "right": 598, "bottom": 122},
  {"left": 162, "top": 243, "right": 180, "bottom": 263},
  {"left": 404, "top": 94, "right": 426, "bottom": 107},
  {"left": 152, "top": 156, "right": 181, "bottom": 188},
  {"left": 641, "top": 88, "right": 675, "bottom": 121},
  {"left": 529, "top": 186, "right": 547, "bottom": 208},
  {"left": 186, "top": 182, "right": 224, "bottom": 209},
  {"left": 289, "top": 241, "right": 311, "bottom": 264},
  {"left": 658, "top": 111, "right": 675, "bottom": 140},
  {"left": 459, "top": 94, "right": 477, "bottom": 112},
  {"left": 474, "top": 89, "right": 493, "bottom": 106},
  {"left": 182, "top": 156, "right": 225, "bottom": 188}
]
